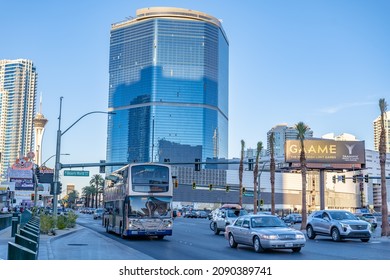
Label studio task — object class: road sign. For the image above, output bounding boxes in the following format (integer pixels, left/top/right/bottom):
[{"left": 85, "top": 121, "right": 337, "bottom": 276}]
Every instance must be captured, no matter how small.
[{"left": 64, "top": 170, "right": 90, "bottom": 177}]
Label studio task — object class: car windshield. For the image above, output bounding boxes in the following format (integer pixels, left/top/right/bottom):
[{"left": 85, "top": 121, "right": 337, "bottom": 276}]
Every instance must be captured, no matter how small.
[
  {"left": 227, "top": 209, "right": 248, "bottom": 218},
  {"left": 329, "top": 211, "right": 357, "bottom": 220},
  {"left": 251, "top": 216, "right": 286, "bottom": 228}
]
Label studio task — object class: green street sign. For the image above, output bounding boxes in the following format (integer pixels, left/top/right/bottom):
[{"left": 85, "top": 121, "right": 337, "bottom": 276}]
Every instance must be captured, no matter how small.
[{"left": 64, "top": 170, "right": 90, "bottom": 177}]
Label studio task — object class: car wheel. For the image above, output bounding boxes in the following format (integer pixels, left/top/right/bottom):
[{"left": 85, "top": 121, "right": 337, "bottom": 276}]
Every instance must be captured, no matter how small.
[
  {"left": 253, "top": 236, "right": 265, "bottom": 253},
  {"left": 209, "top": 221, "right": 215, "bottom": 231},
  {"left": 292, "top": 247, "right": 301, "bottom": 253},
  {"left": 229, "top": 233, "right": 238, "bottom": 248},
  {"left": 331, "top": 227, "right": 341, "bottom": 242},
  {"left": 214, "top": 223, "right": 220, "bottom": 235},
  {"left": 361, "top": 238, "right": 370, "bottom": 242},
  {"left": 306, "top": 225, "right": 316, "bottom": 239}
]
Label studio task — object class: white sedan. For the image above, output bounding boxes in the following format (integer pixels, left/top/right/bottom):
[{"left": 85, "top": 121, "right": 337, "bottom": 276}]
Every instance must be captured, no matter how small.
[{"left": 225, "top": 214, "right": 306, "bottom": 253}]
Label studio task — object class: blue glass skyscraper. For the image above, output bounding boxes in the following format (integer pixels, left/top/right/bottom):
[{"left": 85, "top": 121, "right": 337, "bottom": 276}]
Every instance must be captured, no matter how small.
[{"left": 106, "top": 7, "right": 229, "bottom": 171}]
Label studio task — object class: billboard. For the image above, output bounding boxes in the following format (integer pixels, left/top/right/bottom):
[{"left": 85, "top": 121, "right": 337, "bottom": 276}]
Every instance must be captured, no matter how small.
[{"left": 285, "top": 139, "right": 365, "bottom": 164}]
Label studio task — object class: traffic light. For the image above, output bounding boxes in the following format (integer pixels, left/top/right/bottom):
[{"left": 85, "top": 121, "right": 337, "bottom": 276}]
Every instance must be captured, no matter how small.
[
  {"left": 174, "top": 179, "right": 178, "bottom": 188},
  {"left": 225, "top": 185, "right": 230, "bottom": 192},
  {"left": 194, "top": 158, "right": 201, "bottom": 171},
  {"left": 31, "top": 193, "right": 35, "bottom": 201},
  {"left": 352, "top": 175, "right": 357, "bottom": 183},
  {"left": 341, "top": 175, "right": 346, "bottom": 183},
  {"left": 39, "top": 194, "right": 42, "bottom": 200},
  {"left": 99, "top": 160, "right": 106, "bottom": 173},
  {"left": 192, "top": 182, "right": 196, "bottom": 190},
  {"left": 364, "top": 174, "right": 369, "bottom": 183},
  {"left": 248, "top": 159, "right": 253, "bottom": 171},
  {"left": 209, "top": 184, "right": 213, "bottom": 191},
  {"left": 50, "top": 182, "right": 63, "bottom": 195},
  {"left": 35, "top": 167, "right": 41, "bottom": 183},
  {"left": 332, "top": 175, "right": 336, "bottom": 184}
]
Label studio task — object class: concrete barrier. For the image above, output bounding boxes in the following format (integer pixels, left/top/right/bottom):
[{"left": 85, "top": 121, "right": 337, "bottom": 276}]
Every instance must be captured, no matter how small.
[
  {"left": 7, "top": 242, "right": 37, "bottom": 260},
  {"left": 15, "top": 234, "right": 38, "bottom": 253},
  {"left": 7, "top": 214, "right": 41, "bottom": 260}
]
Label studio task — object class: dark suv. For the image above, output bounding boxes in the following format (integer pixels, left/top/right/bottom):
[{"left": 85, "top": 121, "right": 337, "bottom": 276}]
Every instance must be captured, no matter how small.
[{"left": 306, "top": 210, "right": 371, "bottom": 242}]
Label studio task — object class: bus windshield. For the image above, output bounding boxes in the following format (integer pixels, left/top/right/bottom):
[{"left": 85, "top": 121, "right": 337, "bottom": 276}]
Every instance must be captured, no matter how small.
[
  {"left": 128, "top": 196, "right": 171, "bottom": 218},
  {"left": 131, "top": 165, "right": 170, "bottom": 193}
]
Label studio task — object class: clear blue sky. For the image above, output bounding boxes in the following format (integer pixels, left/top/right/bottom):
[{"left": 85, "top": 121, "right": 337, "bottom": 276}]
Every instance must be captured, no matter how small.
[{"left": 1, "top": 0, "right": 389, "bottom": 193}]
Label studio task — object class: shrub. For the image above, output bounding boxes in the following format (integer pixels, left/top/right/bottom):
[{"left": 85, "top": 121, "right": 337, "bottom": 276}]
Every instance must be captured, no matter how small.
[
  {"left": 67, "top": 212, "right": 78, "bottom": 228},
  {"left": 40, "top": 214, "right": 55, "bottom": 234},
  {"left": 57, "top": 215, "right": 67, "bottom": 230}
]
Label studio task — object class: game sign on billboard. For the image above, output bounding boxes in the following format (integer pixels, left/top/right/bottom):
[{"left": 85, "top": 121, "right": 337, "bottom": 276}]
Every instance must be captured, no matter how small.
[{"left": 285, "top": 139, "right": 365, "bottom": 165}]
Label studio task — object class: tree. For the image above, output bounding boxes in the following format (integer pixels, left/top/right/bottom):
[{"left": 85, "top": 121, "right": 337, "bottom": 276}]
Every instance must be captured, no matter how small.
[
  {"left": 239, "top": 140, "right": 245, "bottom": 206},
  {"left": 253, "top": 141, "right": 263, "bottom": 214},
  {"left": 65, "top": 190, "right": 79, "bottom": 209},
  {"left": 82, "top": 185, "right": 95, "bottom": 208},
  {"left": 295, "top": 121, "right": 309, "bottom": 230},
  {"left": 269, "top": 132, "right": 276, "bottom": 215},
  {"left": 378, "top": 98, "right": 390, "bottom": 236},
  {"left": 90, "top": 174, "right": 104, "bottom": 208}
]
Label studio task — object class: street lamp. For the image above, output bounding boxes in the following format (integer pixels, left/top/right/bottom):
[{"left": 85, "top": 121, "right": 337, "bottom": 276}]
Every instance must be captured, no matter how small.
[
  {"left": 42, "top": 153, "right": 70, "bottom": 167},
  {"left": 53, "top": 97, "right": 115, "bottom": 219}
]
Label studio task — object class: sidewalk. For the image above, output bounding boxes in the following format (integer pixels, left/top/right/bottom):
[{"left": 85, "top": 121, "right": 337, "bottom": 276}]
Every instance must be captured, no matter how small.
[{"left": 1, "top": 224, "right": 154, "bottom": 260}]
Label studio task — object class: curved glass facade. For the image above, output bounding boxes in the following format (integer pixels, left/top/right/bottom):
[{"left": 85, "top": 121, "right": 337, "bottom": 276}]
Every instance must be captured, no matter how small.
[{"left": 106, "top": 7, "right": 229, "bottom": 172}]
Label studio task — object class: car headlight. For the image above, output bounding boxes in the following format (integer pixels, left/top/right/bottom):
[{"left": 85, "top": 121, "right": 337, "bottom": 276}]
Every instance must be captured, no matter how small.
[
  {"left": 259, "top": 234, "right": 278, "bottom": 240},
  {"left": 339, "top": 223, "right": 351, "bottom": 231},
  {"left": 295, "top": 232, "right": 305, "bottom": 239}
]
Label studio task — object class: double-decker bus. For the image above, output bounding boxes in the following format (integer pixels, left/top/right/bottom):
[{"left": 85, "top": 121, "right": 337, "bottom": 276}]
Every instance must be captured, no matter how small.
[{"left": 103, "top": 163, "right": 174, "bottom": 239}]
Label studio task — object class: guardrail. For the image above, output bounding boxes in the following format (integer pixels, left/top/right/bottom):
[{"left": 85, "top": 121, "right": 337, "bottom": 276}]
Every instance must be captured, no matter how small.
[{"left": 7, "top": 210, "right": 40, "bottom": 260}]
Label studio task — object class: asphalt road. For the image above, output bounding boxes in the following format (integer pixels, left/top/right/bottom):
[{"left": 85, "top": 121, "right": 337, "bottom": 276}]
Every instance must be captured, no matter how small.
[{"left": 75, "top": 213, "right": 390, "bottom": 260}]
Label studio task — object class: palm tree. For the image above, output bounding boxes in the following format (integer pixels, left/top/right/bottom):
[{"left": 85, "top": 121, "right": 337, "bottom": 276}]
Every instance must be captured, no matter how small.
[
  {"left": 90, "top": 174, "right": 104, "bottom": 208},
  {"left": 253, "top": 141, "right": 263, "bottom": 214},
  {"left": 295, "top": 121, "right": 309, "bottom": 230},
  {"left": 82, "top": 185, "right": 95, "bottom": 208},
  {"left": 269, "top": 132, "right": 276, "bottom": 215},
  {"left": 378, "top": 98, "right": 390, "bottom": 236},
  {"left": 239, "top": 140, "right": 245, "bottom": 206}
]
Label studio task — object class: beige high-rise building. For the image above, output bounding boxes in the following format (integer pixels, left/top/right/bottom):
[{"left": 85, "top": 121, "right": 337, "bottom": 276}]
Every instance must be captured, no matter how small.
[
  {"left": 0, "top": 59, "right": 37, "bottom": 179},
  {"left": 66, "top": 184, "right": 75, "bottom": 195},
  {"left": 373, "top": 111, "right": 390, "bottom": 153}
]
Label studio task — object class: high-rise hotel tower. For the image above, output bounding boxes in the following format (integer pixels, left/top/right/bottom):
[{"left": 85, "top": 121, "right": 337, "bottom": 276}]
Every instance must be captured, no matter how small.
[
  {"left": 373, "top": 111, "right": 390, "bottom": 153},
  {"left": 0, "top": 59, "right": 37, "bottom": 179},
  {"left": 106, "top": 7, "right": 229, "bottom": 171}
]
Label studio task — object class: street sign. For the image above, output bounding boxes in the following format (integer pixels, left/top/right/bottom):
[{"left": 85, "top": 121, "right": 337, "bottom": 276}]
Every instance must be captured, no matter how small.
[{"left": 64, "top": 170, "right": 90, "bottom": 176}]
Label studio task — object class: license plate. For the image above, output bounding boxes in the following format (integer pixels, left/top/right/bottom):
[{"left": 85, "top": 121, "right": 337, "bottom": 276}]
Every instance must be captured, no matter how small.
[{"left": 285, "top": 243, "right": 293, "bottom": 247}]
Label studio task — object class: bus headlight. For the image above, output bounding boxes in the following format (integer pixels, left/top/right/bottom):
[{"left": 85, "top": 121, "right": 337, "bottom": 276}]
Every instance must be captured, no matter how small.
[
  {"left": 129, "top": 219, "right": 143, "bottom": 229},
  {"left": 162, "top": 219, "right": 173, "bottom": 228}
]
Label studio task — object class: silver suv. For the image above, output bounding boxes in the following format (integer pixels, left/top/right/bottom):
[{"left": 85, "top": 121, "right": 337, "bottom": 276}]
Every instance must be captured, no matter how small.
[
  {"left": 211, "top": 205, "right": 248, "bottom": 235},
  {"left": 306, "top": 210, "right": 371, "bottom": 242}
]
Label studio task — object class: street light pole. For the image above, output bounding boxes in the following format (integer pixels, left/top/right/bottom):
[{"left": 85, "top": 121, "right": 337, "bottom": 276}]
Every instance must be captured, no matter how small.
[
  {"left": 52, "top": 96, "right": 115, "bottom": 220},
  {"left": 53, "top": 97, "right": 63, "bottom": 218}
]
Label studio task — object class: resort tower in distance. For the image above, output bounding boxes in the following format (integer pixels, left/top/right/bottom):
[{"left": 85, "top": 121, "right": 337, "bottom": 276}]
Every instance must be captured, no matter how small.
[{"left": 106, "top": 7, "right": 229, "bottom": 173}]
